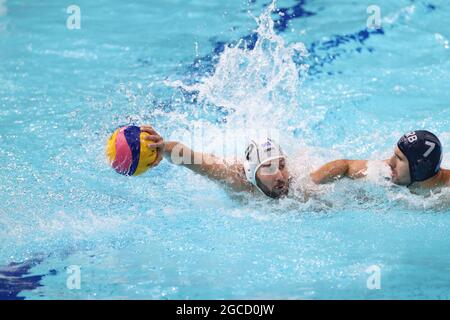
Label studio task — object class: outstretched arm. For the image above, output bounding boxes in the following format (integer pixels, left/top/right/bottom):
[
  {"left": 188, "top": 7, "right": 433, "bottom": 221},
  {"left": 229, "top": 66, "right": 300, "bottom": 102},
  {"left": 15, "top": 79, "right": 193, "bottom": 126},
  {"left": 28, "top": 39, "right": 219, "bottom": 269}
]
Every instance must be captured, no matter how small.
[
  {"left": 141, "top": 126, "right": 251, "bottom": 192},
  {"left": 310, "top": 160, "right": 368, "bottom": 184},
  {"left": 164, "top": 141, "right": 250, "bottom": 191}
]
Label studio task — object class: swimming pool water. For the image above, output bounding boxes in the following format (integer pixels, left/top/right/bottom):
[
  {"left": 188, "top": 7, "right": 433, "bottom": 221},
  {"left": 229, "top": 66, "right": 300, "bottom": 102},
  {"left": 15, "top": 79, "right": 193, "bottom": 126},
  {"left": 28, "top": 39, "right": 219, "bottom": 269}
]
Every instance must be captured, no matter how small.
[{"left": 1, "top": 0, "right": 450, "bottom": 299}]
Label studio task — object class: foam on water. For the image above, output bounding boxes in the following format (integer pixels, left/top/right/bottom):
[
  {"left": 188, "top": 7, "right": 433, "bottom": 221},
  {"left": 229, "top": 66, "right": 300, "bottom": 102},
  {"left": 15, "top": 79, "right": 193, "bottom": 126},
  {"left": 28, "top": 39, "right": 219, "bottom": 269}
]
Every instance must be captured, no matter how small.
[{"left": 167, "top": 2, "right": 308, "bottom": 154}]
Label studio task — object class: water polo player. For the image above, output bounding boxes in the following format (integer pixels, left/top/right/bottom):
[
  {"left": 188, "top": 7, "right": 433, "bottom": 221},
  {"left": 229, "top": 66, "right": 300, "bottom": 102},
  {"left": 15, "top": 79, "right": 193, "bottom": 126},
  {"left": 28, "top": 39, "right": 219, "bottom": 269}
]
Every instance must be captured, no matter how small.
[
  {"left": 140, "top": 125, "right": 291, "bottom": 199},
  {"left": 311, "top": 130, "right": 450, "bottom": 191}
]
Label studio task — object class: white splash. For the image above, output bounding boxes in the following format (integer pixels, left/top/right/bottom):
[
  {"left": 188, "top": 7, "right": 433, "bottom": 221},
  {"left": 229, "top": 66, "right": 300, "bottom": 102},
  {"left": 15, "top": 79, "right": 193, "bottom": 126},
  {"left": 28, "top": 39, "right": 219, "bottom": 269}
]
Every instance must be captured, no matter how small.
[
  {"left": 383, "top": 5, "right": 416, "bottom": 25},
  {"left": 168, "top": 1, "right": 309, "bottom": 136},
  {"left": 435, "top": 33, "right": 449, "bottom": 50}
]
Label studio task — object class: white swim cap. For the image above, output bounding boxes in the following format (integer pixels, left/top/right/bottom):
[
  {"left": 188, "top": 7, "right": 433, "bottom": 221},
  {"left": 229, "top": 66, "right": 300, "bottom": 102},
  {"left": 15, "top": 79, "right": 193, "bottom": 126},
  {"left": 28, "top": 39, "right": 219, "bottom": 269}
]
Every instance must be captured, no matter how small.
[{"left": 243, "top": 138, "right": 286, "bottom": 193}]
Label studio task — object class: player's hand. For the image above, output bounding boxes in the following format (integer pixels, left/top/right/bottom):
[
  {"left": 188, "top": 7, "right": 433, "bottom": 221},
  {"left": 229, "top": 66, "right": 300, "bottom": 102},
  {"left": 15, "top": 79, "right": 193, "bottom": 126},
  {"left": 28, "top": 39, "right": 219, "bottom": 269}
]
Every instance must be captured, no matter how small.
[{"left": 141, "top": 125, "right": 164, "bottom": 168}]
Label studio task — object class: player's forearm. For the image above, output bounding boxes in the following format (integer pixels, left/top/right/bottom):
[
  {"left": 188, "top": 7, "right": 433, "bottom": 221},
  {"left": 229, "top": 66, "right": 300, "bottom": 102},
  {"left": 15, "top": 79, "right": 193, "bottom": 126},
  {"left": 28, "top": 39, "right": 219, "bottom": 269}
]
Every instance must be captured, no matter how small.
[
  {"left": 163, "top": 141, "right": 215, "bottom": 174},
  {"left": 311, "top": 159, "right": 369, "bottom": 184},
  {"left": 163, "top": 141, "right": 242, "bottom": 187},
  {"left": 310, "top": 160, "right": 350, "bottom": 184},
  {"left": 163, "top": 141, "right": 183, "bottom": 160},
  {"left": 164, "top": 141, "right": 195, "bottom": 167}
]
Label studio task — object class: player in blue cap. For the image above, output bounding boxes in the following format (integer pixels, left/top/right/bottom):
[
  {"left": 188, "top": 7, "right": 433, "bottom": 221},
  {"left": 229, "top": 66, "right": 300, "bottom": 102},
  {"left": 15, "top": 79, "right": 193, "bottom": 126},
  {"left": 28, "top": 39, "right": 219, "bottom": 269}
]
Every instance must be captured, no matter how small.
[{"left": 311, "top": 130, "right": 450, "bottom": 190}]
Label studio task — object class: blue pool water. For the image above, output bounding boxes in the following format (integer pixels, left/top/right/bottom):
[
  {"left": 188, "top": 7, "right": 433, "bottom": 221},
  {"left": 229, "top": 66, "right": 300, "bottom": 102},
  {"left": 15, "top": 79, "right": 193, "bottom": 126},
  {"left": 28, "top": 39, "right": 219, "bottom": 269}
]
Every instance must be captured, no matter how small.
[{"left": 1, "top": 0, "right": 450, "bottom": 299}]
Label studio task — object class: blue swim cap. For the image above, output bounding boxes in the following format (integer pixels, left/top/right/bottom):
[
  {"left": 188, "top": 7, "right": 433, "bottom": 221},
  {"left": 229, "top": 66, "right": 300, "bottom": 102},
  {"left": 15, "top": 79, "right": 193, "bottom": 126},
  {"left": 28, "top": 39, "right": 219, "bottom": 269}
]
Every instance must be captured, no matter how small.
[{"left": 397, "top": 130, "right": 443, "bottom": 182}]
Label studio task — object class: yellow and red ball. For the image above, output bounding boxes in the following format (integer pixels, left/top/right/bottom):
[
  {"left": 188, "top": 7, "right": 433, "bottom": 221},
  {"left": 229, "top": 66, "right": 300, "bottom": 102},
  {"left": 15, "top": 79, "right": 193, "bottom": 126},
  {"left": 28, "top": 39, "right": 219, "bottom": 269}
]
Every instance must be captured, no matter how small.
[{"left": 106, "top": 125, "right": 157, "bottom": 176}]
